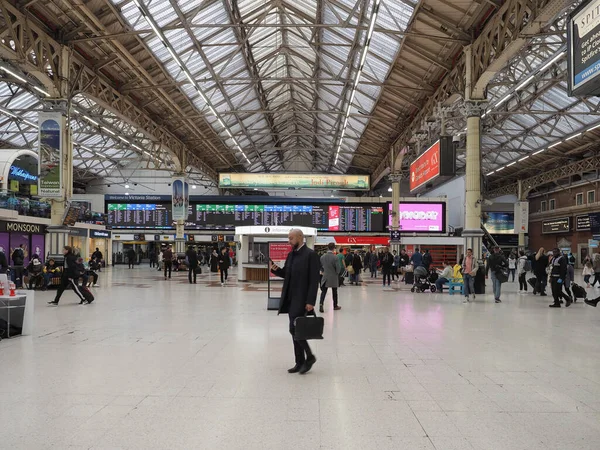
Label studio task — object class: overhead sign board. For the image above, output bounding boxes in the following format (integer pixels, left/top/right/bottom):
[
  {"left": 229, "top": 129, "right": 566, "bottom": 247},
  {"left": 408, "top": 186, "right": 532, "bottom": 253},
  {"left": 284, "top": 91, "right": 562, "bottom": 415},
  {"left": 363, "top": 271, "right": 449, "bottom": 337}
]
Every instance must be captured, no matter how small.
[
  {"left": 568, "top": 0, "right": 600, "bottom": 96},
  {"left": 409, "top": 137, "right": 455, "bottom": 192},
  {"left": 577, "top": 214, "right": 591, "bottom": 231},
  {"left": 218, "top": 173, "right": 369, "bottom": 190},
  {"left": 542, "top": 217, "right": 571, "bottom": 234}
]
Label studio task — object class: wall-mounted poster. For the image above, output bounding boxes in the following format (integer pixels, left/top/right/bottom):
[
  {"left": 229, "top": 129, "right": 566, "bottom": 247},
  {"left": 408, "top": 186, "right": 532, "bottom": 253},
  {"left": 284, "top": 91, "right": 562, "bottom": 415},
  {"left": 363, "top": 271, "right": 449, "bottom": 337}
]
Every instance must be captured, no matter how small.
[{"left": 38, "top": 112, "right": 63, "bottom": 198}]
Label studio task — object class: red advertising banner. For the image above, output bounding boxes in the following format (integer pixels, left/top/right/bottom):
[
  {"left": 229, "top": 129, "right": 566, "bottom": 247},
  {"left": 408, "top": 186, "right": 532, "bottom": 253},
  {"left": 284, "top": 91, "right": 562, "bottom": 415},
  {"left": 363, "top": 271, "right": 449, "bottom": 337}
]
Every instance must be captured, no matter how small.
[
  {"left": 410, "top": 140, "right": 440, "bottom": 191},
  {"left": 334, "top": 236, "right": 390, "bottom": 246},
  {"left": 269, "top": 242, "right": 292, "bottom": 278}
]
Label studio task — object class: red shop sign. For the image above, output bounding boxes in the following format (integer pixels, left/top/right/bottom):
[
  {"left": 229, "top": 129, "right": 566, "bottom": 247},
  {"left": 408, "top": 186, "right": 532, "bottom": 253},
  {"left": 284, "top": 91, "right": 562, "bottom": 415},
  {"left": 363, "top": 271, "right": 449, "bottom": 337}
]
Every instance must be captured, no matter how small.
[
  {"left": 410, "top": 140, "right": 440, "bottom": 191},
  {"left": 334, "top": 236, "right": 390, "bottom": 245}
]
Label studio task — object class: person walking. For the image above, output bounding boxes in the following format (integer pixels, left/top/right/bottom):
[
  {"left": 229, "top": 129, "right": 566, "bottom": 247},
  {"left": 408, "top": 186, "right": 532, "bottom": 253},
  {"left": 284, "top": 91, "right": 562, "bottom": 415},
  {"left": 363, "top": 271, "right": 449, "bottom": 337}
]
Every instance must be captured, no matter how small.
[
  {"left": 163, "top": 245, "right": 173, "bottom": 280},
  {"left": 127, "top": 247, "right": 136, "bottom": 269},
  {"left": 488, "top": 246, "right": 507, "bottom": 303},
  {"left": 270, "top": 229, "right": 320, "bottom": 375},
  {"left": 319, "top": 242, "right": 341, "bottom": 313},
  {"left": 91, "top": 247, "right": 103, "bottom": 271},
  {"left": 392, "top": 250, "right": 400, "bottom": 281},
  {"left": 351, "top": 250, "right": 363, "bottom": 285},
  {"left": 422, "top": 249, "right": 433, "bottom": 271},
  {"left": 380, "top": 247, "right": 394, "bottom": 287},
  {"left": 533, "top": 247, "right": 549, "bottom": 295},
  {"left": 218, "top": 247, "right": 230, "bottom": 286},
  {"left": 337, "top": 248, "right": 346, "bottom": 286},
  {"left": 368, "top": 247, "right": 378, "bottom": 278},
  {"left": 11, "top": 244, "right": 25, "bottom": 288},
  {"left": 399, "top": 249, "right": 410, "bottom": 282},
  {"left": 583, "top": 260, "right": 594, "bottom": 288},
  {"left": 591, "top": 253, "right": 600, "bottom": 288},
  {"left": 0, "top": 248, "right": 8, "bottom": 276},
  {"left": 508, "top": 254, "right": 517, "bottom": 282},
  {"left": 462, "top": 248, "right": 477, "bottom": 303},
  {"left": 410, "top": 248, "right": 423, "bottom": 269},
  {"left": 549, "top": 248, "right": 571, "bottom": 308},
  {"left": 47, "top": 246, "right": 88, "bottom": 306},
  {"left": 517, "top": 250, "right": 529, "bottom": 293},
  {"left": 186, "top": 245, "right": 199, "bottom": 284}
]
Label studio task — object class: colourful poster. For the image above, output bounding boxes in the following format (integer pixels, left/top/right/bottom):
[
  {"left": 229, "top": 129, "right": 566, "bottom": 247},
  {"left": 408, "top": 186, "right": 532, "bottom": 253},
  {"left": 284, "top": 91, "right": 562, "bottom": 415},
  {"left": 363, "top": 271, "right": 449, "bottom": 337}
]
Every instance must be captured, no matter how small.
[
  {"left": 172, "top": 177, "right": 186, "bottom": 220},
  {"left": 38, "top": 113, "right": 63, "bottom": 197},
  {"left": 269, "top": 242, "right": 292, "bottom": 278}
]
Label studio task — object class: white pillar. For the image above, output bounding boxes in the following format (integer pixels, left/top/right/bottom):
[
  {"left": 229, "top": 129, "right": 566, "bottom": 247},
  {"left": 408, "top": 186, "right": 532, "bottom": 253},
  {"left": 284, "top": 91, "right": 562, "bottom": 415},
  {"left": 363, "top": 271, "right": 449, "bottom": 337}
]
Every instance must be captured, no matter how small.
[
  {"left": 237, "top": 234, "right": 249, "bottom": 281},
  {"left": 463, "top": 101, "right": 486, "bottom": 259}
]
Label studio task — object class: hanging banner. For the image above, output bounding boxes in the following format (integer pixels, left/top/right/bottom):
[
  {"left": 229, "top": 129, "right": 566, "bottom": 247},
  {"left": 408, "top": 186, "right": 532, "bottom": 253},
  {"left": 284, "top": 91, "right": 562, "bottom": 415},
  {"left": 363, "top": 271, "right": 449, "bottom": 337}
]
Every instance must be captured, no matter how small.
[
  {"left": 171, "top": 177, "right": 186, "bottom": 220},
  {"left": 219, "top": 173, "right": 369, "bottom": 190},
  {"left": 514, "top": 201, "right": 529, "bottom": 233},
  {"left": 38, "top": 112, "right": 63, "bottom": 197}
]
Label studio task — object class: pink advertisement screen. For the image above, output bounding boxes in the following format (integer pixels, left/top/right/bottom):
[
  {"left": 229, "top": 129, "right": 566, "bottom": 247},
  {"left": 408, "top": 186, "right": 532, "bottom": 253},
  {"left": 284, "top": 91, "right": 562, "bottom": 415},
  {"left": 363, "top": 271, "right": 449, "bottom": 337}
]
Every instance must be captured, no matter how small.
[{"left": 388, "top": 203, "right": 444, "bottom": 232}]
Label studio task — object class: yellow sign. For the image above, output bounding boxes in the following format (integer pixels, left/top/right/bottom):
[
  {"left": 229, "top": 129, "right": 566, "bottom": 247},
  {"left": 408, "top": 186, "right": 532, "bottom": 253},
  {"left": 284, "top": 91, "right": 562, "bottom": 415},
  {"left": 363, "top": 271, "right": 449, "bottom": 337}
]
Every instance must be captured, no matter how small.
[
  {"left": 219, "top": 173, "right": 370, "bottom": 190},
  {"left": 9, "top": 180, "right": 19, "bottom": 192}
]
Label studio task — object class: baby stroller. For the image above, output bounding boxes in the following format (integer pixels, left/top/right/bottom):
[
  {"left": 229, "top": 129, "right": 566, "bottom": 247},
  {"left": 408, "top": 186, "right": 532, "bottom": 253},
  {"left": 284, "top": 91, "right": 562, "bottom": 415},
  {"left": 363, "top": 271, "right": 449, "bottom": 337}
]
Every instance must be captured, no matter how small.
[{"left": 411, "top": 266, "right": 437, "bottom": 293}]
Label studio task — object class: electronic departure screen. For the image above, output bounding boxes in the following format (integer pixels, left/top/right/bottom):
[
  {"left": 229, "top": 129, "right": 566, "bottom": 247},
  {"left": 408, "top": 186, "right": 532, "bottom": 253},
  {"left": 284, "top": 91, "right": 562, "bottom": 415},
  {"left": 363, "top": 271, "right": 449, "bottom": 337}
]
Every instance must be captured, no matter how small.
[
  {"left": 107, "top": 203, "right": 171, "bottom": 229},
  {"left": 328, "top": 206, "right": 385, "bottom": 232},
  {"left": 106, "top": 202, "right": 393, "bottom": 232},
  {"left": 193, "top": 204, "right": 328, "bottom": 230}
]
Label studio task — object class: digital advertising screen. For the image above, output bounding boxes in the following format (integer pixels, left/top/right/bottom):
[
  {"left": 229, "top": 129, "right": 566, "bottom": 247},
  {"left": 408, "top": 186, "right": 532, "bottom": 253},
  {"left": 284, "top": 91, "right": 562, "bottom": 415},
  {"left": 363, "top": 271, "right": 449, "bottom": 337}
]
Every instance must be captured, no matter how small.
[
  {"left": 484, "top": 212, "right": 515, "bottom": 234},
  {"left": 388, "top": 202, "right": 445, "bottom": 232}
]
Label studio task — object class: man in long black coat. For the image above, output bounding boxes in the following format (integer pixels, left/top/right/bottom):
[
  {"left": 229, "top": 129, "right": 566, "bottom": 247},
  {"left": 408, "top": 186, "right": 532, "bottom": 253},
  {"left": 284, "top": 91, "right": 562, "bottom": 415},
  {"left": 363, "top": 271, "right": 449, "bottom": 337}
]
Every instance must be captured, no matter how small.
[{"left": 271, "top": 229, "right": 320, "bottom": 375}]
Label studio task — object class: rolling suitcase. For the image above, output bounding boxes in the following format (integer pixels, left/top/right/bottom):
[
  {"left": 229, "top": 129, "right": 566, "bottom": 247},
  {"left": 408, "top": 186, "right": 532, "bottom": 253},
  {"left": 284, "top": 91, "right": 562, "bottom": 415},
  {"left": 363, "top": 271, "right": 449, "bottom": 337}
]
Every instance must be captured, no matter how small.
[
  {"left": 571, "top": 282, "right": 587, "bottom": 302},
  {"left": 404, "top": 272, "right": 414, "bottom": 285},
  {"left": 79, "top": 286, "right": 95, "bottom": 304}
]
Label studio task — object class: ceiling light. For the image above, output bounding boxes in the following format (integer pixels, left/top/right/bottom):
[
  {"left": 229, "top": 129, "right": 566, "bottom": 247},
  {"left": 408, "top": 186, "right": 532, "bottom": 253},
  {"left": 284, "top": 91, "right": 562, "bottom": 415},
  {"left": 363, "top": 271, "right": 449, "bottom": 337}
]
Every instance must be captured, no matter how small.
[
  {"left": 495, "top": 95, "right": 511, "bottom": 107},
  {"left": 192, "top": 185, "right": 197, "bottom": 189},
  {"left": 507, "top": 161, "right": 516, "bottom": 167},
  {"left": 32, "top": 86, "right": 50, "bottom": 97},
  {"left": 515, "top": 75, "right": 534, "bottom": 91},
  {"left": 532, "top": 149, "right": 546, "bottom": 156},
  {"left": 83, "top": 115, "right": 99, "bottom": 126},
  {"left": 565, "top": 133, "right": 582, "bottom": 141},
  {"left": 101, "top": 126, "right": 116, "bottom": 136},
  {"left": 548, "top": 141, "right": 562, "bottom": 148},
  {"left": 379, "top": 194, "right": 382, "bottom": 198},
  {"left": 540, "top": 52, "right": 565, "bottom": 72},
  {"left": 125, "top": 184, "right": 129, "bottom": 189},
  {"left": 496, "top": 167, "right": 505, "bottom": 172},
  {"left": 125, "top": 192, "right": 129, "bottom": 195},
  {"left": 22, "top": 119, "right": 36, "bottom": 127},
  {"left": 0, "top": 66, "right": 26, "bottom": 83},
  {"left": 486, "top": 171, "right": 495, "bottom": 176},
  {"left": 387, "top": 186, "right": 393, "bottom": 192},
  {"left": 518, "top": 156, "right": 530, "bottom": 162},
  {"left": 587, "top": 123, "right": 600, "bottom": 132}
]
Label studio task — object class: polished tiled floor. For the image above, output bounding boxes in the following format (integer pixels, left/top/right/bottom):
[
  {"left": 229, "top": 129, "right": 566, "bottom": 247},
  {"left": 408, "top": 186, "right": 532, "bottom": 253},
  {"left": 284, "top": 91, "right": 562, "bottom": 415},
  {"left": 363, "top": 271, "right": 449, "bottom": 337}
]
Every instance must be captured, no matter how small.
[{"left": 2, "top": 267, "right": 600, "bottom": 449}]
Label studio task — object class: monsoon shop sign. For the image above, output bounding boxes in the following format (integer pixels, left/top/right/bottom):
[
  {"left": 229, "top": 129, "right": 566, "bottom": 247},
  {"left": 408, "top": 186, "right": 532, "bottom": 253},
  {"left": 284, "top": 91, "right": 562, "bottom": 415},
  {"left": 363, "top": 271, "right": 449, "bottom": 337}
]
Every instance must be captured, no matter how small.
[
  {"left": 10, "top": 166, "right": 37, "bottom": 182},
  {"left": 218, "top": 173, "right": 370, "bottom": 190}
]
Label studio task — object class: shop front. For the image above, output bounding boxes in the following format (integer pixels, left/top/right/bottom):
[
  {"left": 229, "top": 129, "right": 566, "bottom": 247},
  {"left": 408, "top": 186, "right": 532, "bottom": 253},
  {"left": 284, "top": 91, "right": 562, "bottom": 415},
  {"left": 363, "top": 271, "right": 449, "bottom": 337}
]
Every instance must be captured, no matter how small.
[
  {"left": 89, "top": 229, "right": 111, "bottom": 266},
  {"left": 0, "top": 220, "right": 46, "bottom": 264},
  {"left": 67, "top": 227, "right": 89, "bottom": 259}
]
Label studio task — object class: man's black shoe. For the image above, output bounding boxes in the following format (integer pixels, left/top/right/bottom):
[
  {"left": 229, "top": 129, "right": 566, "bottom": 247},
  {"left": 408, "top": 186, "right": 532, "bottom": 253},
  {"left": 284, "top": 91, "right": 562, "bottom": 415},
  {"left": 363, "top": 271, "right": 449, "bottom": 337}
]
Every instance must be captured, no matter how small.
[
  {"left": 540, "top": 293, "right": 547, "bottom": 296},
  {"left": 299, "top": 356, "right": 317, "bottom": 374},
  {"left": 585, "top": 298, "right": 599, "bottom": 307},
  {"left": 287, "top": 365, "right": 302, "bottom": 374},
  {"left": 565, "top": 298, "right": 572, "bottom": 307},
  {"left": 47, "top": 301, "right": 58, "bottom": 306}
]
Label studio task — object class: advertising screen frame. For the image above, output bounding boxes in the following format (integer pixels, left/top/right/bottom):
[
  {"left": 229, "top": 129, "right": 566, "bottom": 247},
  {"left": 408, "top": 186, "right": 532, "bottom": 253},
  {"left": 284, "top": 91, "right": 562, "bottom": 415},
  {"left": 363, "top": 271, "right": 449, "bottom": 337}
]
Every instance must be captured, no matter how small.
[{"left": 387, "top": 201, "right": 447, "bottom": 234}]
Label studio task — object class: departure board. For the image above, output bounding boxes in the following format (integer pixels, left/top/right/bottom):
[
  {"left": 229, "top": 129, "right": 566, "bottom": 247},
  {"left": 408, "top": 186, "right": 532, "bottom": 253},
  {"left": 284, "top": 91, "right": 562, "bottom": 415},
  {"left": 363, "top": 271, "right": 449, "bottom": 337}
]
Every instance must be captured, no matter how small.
[
  {"left": 328, "top": 206, "right": 385, "bottom": 232},
  {"left": 107, "top": 203, "right": 171, "bottom": 229},
  {"left": 193, "top": 204, "right": 327, "bottom": 230}
]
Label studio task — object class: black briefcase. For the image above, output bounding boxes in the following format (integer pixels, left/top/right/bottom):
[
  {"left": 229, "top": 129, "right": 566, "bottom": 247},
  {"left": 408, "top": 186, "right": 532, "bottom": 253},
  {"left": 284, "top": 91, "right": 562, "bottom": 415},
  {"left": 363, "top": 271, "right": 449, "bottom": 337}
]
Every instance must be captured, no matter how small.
[{"left": 294, "top": 311, "right": 324, "bottom": 340}]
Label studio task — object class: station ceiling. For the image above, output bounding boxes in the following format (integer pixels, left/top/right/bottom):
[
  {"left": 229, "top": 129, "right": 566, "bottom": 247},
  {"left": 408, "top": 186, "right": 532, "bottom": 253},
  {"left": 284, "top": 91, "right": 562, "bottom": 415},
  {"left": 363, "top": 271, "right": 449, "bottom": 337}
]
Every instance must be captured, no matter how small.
[{"left": 0, "top": 0, "right": 593, "bottom": 193}]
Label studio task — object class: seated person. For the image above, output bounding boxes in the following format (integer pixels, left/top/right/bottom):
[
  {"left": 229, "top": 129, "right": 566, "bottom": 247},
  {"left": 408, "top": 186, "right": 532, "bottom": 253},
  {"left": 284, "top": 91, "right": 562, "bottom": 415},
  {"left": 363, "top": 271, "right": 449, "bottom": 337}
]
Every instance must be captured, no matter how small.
[
  {"left": 453, "top": 260, "right": 464, "bottom": 282},
  {"left": 435, "top": 262, "right": 454, "bottom": 293},
  {"left": 75, "top": 257, "right": 88, "bottom": 286},
  {"left": 26, "top": 254, "right": 44, "bottom": 290},
  {"left": 87, "top": 258, "right": 100, "bottom": 287},
  {"left": 173, "top": 257, "right": 181, "bottom": 272},
  {"left": 42, "top": 259, "right": 61, "bottom": 290}
]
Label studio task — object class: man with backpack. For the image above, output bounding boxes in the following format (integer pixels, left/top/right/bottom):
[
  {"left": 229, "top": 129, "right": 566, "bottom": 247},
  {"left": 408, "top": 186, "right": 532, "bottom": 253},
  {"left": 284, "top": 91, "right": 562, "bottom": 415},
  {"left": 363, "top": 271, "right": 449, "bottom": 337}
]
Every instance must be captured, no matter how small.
[
  {"left": 488, "top": 246, "right": 508, "bottom": 303},
  {"left": 47, "top": 246, "right": 90, "bottom": 306},
  {"left": 11, "top": 244, "right": 25, "bottom": 288}
]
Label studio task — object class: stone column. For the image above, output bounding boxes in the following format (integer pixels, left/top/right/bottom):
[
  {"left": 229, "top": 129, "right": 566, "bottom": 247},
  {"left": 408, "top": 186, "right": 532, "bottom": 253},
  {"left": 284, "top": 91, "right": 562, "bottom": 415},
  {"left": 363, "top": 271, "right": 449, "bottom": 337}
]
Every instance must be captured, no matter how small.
[
  {"left": 463, "top": 100, "right": 486, "bottom": 259},
  {"left": 388, "top": 172, "right": 402, "bottom": 253}
]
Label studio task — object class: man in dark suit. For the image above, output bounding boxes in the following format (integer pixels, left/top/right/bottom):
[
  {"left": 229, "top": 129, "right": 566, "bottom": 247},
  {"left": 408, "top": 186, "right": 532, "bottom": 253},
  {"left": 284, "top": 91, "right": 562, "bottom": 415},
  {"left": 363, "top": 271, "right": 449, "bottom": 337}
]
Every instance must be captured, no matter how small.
[{"left": 271, "top": 229, "right": 320, "bottom": 375}]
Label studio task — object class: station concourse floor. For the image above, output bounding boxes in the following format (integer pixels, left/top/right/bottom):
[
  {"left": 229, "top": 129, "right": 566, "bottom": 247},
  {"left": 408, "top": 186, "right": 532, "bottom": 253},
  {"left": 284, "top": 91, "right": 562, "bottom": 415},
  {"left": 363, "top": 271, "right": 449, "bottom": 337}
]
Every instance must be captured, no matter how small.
[{"left": 1, "top": 267, "right": 600, "bottom": 450}]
